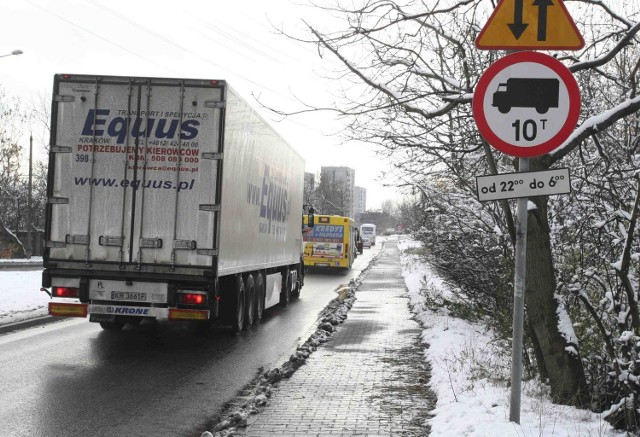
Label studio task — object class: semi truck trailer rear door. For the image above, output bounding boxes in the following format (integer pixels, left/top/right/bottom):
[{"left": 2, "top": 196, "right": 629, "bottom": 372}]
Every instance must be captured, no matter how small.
[{"left": 47, "top": 75, "right": 224, "bottom": 272}]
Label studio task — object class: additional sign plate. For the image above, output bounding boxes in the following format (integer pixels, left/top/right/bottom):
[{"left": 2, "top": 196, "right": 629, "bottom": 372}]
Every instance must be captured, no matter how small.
[
  {"left": 473, "top": 51, "right": 580, "bottom": 158},
  {"left": 476, "top": 168, "right": 571, "bottom": 201},
  {"left": 476, "top": 0, "right": 584, "bottom": 50}
]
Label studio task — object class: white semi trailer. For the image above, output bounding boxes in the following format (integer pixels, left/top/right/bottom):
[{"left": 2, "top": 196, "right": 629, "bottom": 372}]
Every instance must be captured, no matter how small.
[{"left": 43, "top": 74, "right": 305, "bottom": 332}]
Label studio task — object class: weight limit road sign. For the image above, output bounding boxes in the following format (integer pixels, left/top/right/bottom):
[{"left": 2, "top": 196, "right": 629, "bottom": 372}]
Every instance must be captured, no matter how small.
[
  {"left": 472, "top": 51, "right": 580, "bottom": 158},
  {"left": 476, "top": 0, "right": 584, "bottom": 50}
]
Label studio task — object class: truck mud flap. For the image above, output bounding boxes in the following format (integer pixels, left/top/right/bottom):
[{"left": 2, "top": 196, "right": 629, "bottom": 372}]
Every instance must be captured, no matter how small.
[{"left": 89, "top": 313, "right": 118, "bottom": 324}]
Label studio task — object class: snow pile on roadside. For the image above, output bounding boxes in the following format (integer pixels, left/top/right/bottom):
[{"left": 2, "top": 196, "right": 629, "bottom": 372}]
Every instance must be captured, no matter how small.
[
  {"left": 0, "top": 269, "right": 49, "bottom": 326},
  {"left": 398, "top": 237, "right": 623, "bottom": 437}
]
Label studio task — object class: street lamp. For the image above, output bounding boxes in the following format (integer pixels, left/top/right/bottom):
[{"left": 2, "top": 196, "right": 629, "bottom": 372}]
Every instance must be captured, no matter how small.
[{"left": 0, "top": 49, "right": 23, "bottom": 59}]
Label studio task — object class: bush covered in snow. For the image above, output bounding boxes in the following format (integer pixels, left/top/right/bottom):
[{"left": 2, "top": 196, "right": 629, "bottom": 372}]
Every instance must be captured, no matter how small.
[{"left": 402, "top": 190, "right": 516, "bottom": 346}]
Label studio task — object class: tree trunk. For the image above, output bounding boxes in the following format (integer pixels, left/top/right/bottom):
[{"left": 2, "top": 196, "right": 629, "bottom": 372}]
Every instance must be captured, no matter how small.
[
  {"left": 524, "top": 189, "right": 589, "bottom": 406},
  {"left": 525, "top": 322, "right": 548, "bottom": 381}
]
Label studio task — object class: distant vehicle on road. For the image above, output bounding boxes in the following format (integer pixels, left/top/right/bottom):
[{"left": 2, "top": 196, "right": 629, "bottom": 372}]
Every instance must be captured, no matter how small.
[
  {"left": 492, "top": 78, "right": 559, "bottom": 114},
  {"left": 355, "top": 229, "right": 364, "bottom": 255},
  {"left": 303, "top": 215, "right": 358, "bottom": 271},
  {"left": 359, "top": 223, "right": 376, "bottom": 247}
]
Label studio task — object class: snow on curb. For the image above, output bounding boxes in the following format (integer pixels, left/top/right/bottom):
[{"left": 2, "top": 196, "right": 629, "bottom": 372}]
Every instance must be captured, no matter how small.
[
  {"left": 202, "top": 286, "right": 357, "bottom": 436},
  {"left": 202, "top": 254, "right": 381, "bottom": 437},
  {"left": 201, "top": 282, "right": 366, "bottom": 437}
]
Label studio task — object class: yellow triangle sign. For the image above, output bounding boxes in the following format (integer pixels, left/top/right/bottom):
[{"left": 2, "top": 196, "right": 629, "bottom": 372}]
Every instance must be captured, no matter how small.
[{"left": 476, "top": 0, "right": 584, "bottom": 50}]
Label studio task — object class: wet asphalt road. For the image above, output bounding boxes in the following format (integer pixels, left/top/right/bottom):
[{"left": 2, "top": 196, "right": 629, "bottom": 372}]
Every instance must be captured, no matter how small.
[{"left": 0, "top": 247, "right": 378, "bottom": 437}]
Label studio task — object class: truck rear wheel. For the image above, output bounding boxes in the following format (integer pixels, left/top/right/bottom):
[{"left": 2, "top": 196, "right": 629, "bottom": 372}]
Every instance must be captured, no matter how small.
[
  {"left": 126, "top": 316, "right": 143, "bottom": 326},
  {"left": 279, "top": 269, "right": 290, "bottom": 307},
  {"left": 99, "top": 318, "right": 125, "bottom": 331},
  {"left": 244, "top": 274, "right": 255, "bottom": 329},
  {"left": 254, "top": 273, "right": 265, "bottom": 323},
  {"left": 230, "top": 276, "right": 245, "bottom": 333},
  {"left": 291, "top": 264, "right": 302, "bottom": 299}
]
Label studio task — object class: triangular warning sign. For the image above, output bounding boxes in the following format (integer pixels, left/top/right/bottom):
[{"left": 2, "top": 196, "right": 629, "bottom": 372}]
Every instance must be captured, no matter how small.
[{"left": 476, "top": 0, "right": 585, "bottom": 50}]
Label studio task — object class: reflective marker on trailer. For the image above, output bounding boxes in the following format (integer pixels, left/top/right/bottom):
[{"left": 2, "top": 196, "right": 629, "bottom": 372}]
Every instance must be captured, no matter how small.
[
  {"left": 49, "top": 302, "right": 88, "bottom": 317},
  {"left": 168, "top": 309, "right": 209, "bottom": 321}
]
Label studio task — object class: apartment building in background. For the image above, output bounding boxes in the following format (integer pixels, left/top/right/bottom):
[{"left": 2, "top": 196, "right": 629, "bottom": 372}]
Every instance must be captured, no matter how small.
[
  {"left": 318, "top": 166, "right": 356, "bottom": 218},
  {"left": 353, "top": 186, "right": 367, "bottom": 222}
]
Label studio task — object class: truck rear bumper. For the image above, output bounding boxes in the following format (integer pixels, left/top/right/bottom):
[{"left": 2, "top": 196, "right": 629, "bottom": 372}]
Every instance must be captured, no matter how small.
[
  {"left": 48, "top": 302, "right": 209, "bottom": 321},
  {"left": 304, "top": 258, "right": 347, "bottom": 268}
]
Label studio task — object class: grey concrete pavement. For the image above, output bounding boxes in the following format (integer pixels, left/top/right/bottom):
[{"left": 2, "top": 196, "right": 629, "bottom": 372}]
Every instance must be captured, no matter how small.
[{"left": 238, "top": 240, "right": 435, "bottom": 436}]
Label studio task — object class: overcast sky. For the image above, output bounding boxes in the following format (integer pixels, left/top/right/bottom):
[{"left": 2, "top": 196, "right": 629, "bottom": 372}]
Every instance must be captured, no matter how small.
[{"left": 0, "top": 0, "right": 401, "bottom": 209}]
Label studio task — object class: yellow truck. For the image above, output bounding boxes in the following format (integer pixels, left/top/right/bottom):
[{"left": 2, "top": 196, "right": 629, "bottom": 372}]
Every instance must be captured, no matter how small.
[{"left": 302, "top": 215, "right": 358, "bottom": 271}]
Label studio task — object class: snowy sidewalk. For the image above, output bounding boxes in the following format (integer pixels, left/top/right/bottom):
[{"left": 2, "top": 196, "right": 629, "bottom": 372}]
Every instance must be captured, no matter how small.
[{"left": 238, "top": 240, "right": 435, "bottom": 436}]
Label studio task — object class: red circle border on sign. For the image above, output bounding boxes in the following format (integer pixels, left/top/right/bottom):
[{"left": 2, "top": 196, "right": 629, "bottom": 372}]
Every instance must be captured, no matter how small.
[{"left": 472, "top": 51, "right": 581, "bottom": 158}]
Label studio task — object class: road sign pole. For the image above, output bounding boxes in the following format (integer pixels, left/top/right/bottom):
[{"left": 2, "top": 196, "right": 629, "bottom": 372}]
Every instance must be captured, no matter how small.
[{"left": 510, "top": 157, "right": 529, "bottom": 423}]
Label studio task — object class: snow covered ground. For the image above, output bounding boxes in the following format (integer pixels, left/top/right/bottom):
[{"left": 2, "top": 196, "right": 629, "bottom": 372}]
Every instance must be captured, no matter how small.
[
  {"left": 0, "top": 258, "right": 49, "bottom": 326},
  {"left": 0, "top": 244, "right": 627, "bottom": 435},
  {"left": 398, "top": 237, "right": 624, "bottom": 437}
]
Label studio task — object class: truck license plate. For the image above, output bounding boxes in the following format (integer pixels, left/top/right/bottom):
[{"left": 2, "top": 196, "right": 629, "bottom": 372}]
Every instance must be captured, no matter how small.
[
  {"left": 111, "top": 291, "right": 147, "bottom": 301},
  {"left": 90, "top": 279, "right": 167, "bottom": 302}
]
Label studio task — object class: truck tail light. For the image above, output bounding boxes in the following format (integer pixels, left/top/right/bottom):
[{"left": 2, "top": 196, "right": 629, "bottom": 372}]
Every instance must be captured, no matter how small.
[
  {"left": 53, "top": 287, "right": 79, "bottom": 298},
  {"left": 177, "top": 291, "right": 207, "bottom": 306}
]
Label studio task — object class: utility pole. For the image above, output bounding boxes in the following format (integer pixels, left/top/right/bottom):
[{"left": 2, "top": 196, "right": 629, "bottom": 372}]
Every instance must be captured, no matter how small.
[{"left": 26, "top": 133, "right": 33, "bottom": 258}]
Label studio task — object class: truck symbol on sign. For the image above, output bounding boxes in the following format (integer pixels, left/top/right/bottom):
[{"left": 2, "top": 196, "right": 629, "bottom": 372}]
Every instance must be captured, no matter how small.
[{"left": 492, "top": 78, "right": 559, "bottom": 114}]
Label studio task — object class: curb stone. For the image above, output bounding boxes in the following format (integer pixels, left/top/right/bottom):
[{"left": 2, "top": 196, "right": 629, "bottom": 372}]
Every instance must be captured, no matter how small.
[{"left": 0, "top": 315, "right": 61, "bottom": 335}]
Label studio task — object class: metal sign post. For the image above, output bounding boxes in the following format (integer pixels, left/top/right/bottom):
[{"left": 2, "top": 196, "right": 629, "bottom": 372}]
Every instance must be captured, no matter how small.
[{"left": 510, "top": 157, "right": 529, "bottom": 423}]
